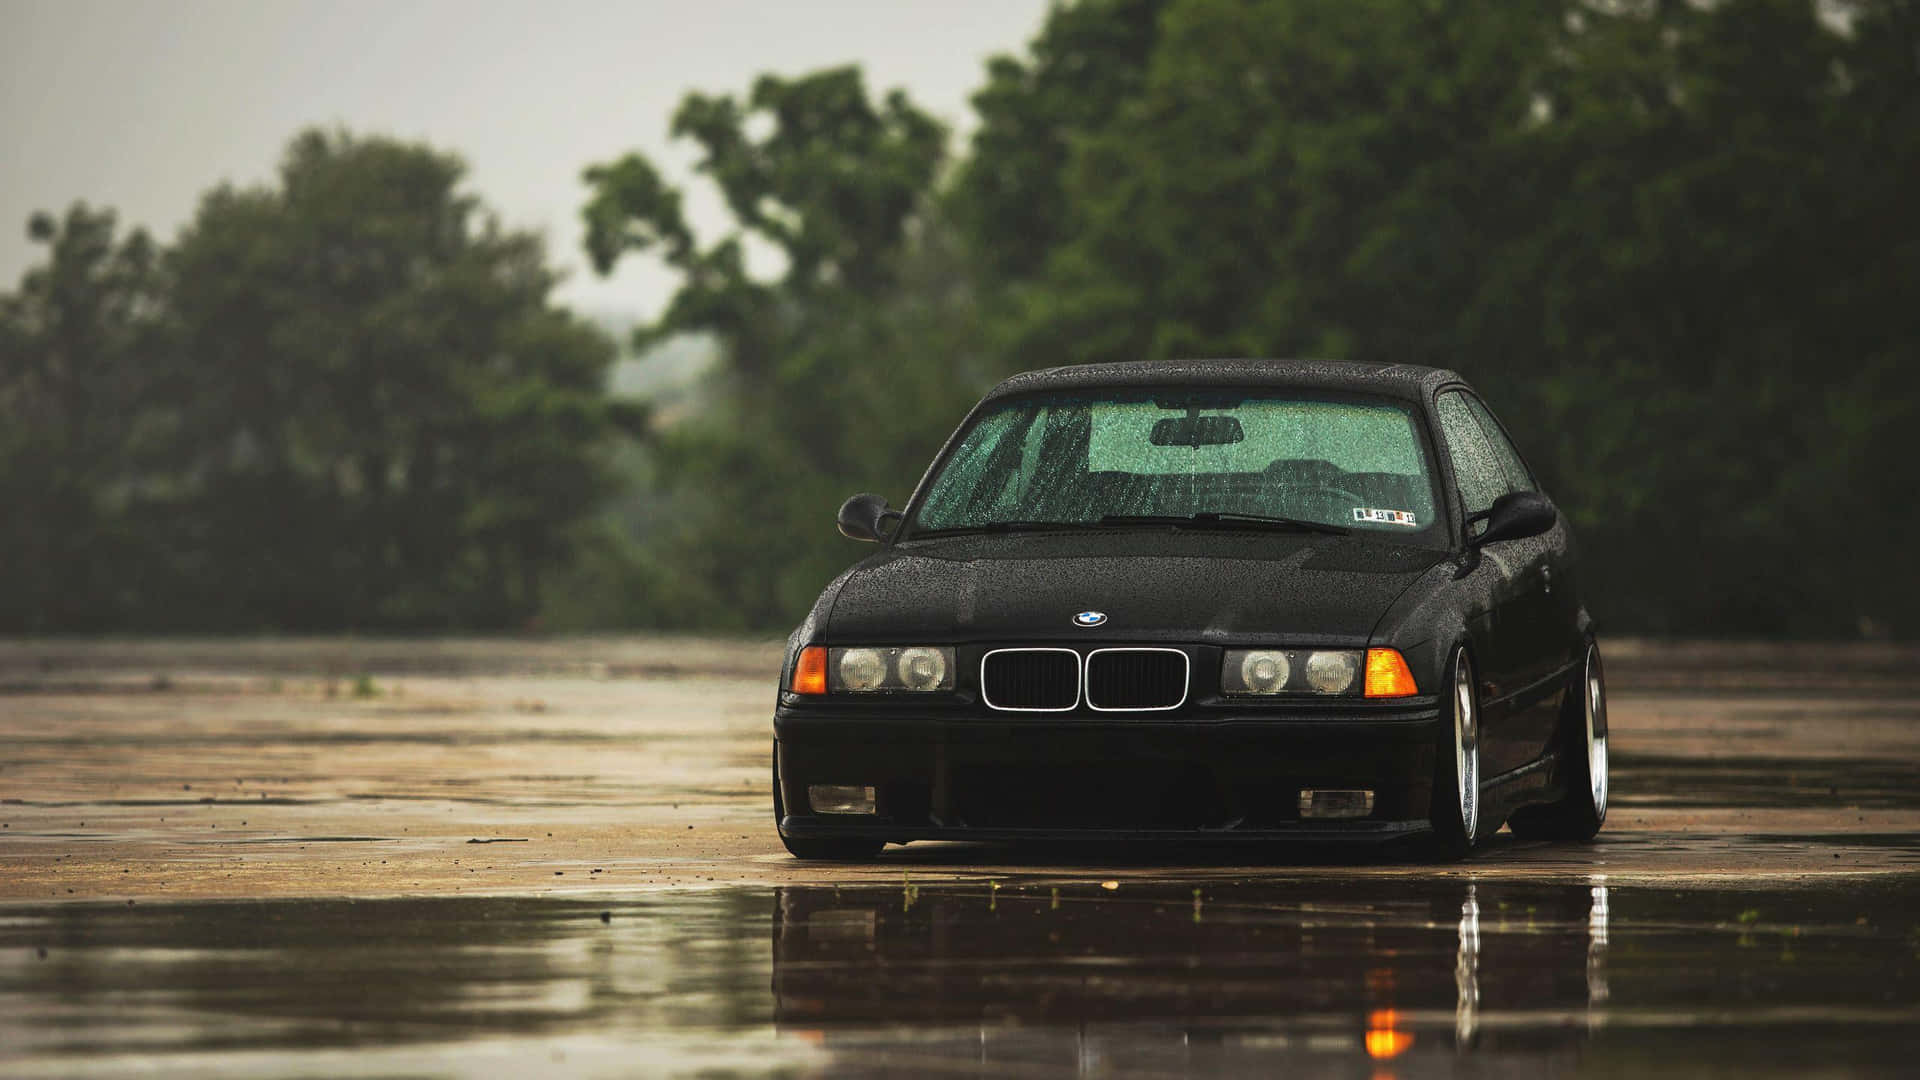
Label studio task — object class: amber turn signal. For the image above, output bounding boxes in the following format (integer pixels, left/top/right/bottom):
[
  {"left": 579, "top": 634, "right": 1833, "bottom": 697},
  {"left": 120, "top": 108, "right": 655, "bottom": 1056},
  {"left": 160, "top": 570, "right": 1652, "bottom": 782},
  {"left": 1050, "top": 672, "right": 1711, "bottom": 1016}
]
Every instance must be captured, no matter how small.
[
  {"left": 790, "top": 646, "right": 828, "bottom": 695},
  {"left": 1363, "top": 648, "right": 1418, "bottom": 698},
  {"left": 1364, "top": 1009, "right": 1415, "bottom": 1059}
]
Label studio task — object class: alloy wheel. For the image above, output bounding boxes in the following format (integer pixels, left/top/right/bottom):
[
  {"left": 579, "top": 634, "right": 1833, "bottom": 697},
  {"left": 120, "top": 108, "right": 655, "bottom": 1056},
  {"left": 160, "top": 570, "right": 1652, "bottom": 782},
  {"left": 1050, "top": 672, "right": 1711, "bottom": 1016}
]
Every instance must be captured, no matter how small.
[
  {"left": 1585, "top": 646, "right": 1608, "bottom": 820},
  {"left": 1455, "top": 653, "right": 1479, "bottom": 841}
]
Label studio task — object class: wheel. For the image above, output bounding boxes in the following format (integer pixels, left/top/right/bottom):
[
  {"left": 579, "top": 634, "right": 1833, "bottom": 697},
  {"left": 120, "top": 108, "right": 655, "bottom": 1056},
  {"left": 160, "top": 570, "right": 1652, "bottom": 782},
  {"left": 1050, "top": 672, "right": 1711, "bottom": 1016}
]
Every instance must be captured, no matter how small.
[
  {"left": 1508, "top": 641, "right": 1609, "bottom": 842},
  {"left": 1426, "top": 646, "right": 1482, "bottom": 861},
  {"left": 779, "top": 834, "right": 885, "bottom": 861}
]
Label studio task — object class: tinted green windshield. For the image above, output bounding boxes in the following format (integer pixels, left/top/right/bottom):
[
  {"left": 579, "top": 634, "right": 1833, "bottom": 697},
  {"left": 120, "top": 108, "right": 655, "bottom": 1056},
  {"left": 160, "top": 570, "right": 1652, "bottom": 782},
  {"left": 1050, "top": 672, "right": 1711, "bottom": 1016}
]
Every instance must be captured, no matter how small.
[{"left": 908, "top": 391, "right": 1443, "bottom": 542}]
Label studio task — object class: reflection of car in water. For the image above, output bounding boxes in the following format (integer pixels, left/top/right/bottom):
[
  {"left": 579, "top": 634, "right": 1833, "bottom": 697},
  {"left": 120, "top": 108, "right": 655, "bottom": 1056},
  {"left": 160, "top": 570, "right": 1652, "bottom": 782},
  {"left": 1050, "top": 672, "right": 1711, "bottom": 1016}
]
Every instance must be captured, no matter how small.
[
  {"left": 771, "top": 880, "right": 1611, "bottom": 1072},
  {"left": 774, "top": 360, "right": 1608, "bottom": 860}
]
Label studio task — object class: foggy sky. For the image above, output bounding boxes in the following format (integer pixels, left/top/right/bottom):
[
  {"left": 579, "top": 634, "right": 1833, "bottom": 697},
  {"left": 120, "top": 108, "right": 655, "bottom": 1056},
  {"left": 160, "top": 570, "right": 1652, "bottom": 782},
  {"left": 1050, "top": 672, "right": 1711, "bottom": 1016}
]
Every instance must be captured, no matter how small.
[{"left": 1, "top": 0, "right": 1051, "bottom": 318}]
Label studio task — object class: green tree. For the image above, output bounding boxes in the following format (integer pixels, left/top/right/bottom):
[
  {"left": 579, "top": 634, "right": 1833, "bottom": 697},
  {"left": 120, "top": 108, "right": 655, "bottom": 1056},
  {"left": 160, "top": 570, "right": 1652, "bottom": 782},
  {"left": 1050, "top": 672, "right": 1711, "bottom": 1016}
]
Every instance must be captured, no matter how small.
[
  {"left": 582, "top": 68, "right": 983, "bottom": 628},
  {"left": 961, "top": 0, "right": 1920, "bottom": 636},
  {"left": 0, "top": 205, "right": 163, "bottom": 631},
  {"left": 145, "top": 130, "right": 635, "bottom": 629},
  {"left": 951, "top": 0, "right": 1171, "bottom": 284}
]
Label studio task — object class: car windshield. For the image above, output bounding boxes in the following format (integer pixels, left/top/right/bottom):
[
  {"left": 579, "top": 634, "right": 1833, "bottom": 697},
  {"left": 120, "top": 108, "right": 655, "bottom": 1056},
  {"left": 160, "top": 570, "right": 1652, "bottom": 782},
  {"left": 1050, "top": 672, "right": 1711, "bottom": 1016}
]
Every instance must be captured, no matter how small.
[{"left": 906, "top": 389, "right": 1444, "bottom": 544}]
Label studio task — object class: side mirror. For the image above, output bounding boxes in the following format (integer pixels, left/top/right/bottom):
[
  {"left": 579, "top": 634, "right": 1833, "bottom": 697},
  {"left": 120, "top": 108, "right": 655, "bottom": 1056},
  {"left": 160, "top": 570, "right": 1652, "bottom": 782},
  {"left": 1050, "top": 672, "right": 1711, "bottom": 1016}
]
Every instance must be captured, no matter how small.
[
  {"left": 837, "top": 493, "right": 901, "bottom": 542},
  {"left": 1470, "top": 491, "right": 1557, "bottom": 546}
]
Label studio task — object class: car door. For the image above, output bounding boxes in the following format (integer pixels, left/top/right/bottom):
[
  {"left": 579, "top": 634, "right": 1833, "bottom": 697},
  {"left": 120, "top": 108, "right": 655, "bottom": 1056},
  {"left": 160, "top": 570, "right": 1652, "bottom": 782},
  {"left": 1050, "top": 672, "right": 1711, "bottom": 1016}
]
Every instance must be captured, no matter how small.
[
  {"left": 1434, "top": 390, "right": 1551, "bottom": 777},
  {"left": 1463, "top": 393, "right": 1579, "bottom": 674},
  {"left": 1460, "top": 393, "right": 1570, "bottom": 768}
]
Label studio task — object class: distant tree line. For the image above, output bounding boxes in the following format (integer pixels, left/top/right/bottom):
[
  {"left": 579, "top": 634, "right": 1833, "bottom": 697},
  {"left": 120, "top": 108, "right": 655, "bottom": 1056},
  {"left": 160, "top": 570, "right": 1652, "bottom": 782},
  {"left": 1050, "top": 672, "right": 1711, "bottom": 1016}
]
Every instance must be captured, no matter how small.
[
  {"left": 4, "top": 0, "right": 1916, "bottom": 637},
  {"left": 585, "top": 0, "right": 1920, "bottom": 638},
  {"left": 0, "top": 132, "right": 638, "bottom": 630}
]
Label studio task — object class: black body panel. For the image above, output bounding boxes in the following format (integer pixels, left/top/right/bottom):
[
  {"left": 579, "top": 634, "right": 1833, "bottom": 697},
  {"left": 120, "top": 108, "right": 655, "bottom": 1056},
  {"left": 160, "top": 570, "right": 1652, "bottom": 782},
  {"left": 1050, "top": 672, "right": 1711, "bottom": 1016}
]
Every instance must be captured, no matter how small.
[
  {"left": 774, "top": 359, "right": 1594, "bottom": 850},
  {"left": 822, "top": 531, "right": 1441, "bottom": 647},
  {"left": 776, "top": 708, "right": 1442, "bottom": 839}
]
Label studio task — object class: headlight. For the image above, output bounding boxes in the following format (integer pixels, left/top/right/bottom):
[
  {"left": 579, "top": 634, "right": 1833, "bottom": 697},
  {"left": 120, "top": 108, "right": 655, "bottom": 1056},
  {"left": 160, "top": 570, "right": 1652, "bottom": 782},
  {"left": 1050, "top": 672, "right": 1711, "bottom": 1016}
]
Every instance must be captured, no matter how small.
[
  {"left": 825, "top": 646, "right": 956, "bottom": 693},
  {"left": 1304, "top": 650, "right": 1360, "bottom": 694},
  {"left": 837, "top": 648, "right": 887, "bottom": 691},
  {"left": 1237, "top": 650, "right": 1290, "bottom": 694},
  {"left": 1222, "top": 648, "right": 1364, "bottom": 696},
  {"left": 896, "top": 647, "right": 949, "bottom": 691}
]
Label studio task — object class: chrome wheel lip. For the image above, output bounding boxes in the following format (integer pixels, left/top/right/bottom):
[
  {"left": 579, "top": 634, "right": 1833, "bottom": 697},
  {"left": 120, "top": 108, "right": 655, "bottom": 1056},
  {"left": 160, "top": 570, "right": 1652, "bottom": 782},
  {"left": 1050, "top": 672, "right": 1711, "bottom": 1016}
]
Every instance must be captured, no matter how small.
[
  {"left": 1585, "top": 646, "right": 1608, "bottom": 820},
  {"left": 1455, "top": 653, "right": 1479, "bottom": 842}
]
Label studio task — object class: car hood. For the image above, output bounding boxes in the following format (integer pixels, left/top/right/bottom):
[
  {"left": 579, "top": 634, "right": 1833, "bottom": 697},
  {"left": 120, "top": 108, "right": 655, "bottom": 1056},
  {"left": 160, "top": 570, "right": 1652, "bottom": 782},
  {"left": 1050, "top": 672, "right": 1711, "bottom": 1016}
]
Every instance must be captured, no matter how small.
[{"left": 823, "top": 530, "right": 1447, "bottom": 646}]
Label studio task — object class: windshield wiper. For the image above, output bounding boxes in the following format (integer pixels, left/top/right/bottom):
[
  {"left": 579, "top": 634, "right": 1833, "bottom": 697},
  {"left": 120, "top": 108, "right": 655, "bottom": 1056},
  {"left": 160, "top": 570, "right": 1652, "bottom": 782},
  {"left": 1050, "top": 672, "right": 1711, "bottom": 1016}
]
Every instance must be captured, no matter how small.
[
  {"left": 909, "top": 520, "right": 1098, "bottom": 538},
  {"left": 1097, "top": 512, "right": 1350, "bottom": 536}
]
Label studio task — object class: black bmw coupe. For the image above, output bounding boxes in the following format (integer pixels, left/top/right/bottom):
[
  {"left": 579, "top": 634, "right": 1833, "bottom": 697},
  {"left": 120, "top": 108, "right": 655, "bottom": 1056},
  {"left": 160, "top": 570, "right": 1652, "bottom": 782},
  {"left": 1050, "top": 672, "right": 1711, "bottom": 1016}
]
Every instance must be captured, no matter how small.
[{"left": 773, "top": 359, "right": 1607, "bottom": 860}]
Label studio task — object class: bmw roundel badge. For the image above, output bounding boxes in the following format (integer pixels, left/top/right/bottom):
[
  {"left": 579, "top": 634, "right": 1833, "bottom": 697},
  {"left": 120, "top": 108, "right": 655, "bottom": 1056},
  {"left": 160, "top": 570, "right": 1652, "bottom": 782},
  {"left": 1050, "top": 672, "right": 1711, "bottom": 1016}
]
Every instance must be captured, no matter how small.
[{"left": 1073, "top": 610, "right": 1108, "bottom": 628}]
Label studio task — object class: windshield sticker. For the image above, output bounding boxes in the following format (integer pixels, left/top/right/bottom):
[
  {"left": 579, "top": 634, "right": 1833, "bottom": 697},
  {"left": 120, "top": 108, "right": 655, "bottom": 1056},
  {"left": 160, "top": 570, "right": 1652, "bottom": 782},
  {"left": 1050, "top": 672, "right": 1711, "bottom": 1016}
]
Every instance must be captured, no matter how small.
[{"left": 1353, "top": 507, "right": 1418, "bottom": 527}]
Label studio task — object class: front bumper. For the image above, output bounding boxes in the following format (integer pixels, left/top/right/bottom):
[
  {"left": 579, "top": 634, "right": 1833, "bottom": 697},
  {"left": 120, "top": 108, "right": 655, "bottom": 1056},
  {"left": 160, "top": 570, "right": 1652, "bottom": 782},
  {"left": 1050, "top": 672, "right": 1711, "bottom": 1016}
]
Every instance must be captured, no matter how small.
[{"left": 774, "top": 703, "right": 1441, "bottom": 842}]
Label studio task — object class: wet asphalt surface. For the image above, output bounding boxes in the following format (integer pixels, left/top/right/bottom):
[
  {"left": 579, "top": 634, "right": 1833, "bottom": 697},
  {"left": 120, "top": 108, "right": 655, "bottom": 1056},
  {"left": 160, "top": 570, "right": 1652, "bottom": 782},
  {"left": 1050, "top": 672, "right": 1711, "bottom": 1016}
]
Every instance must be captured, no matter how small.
[{"left": 2, "top": 638, "right": 1918, "bottom": 1077}]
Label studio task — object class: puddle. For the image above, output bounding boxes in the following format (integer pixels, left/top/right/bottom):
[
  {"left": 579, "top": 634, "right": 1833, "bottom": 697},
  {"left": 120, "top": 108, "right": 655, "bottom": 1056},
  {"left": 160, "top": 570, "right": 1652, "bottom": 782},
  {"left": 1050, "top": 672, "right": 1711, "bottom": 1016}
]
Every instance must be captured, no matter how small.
[
  {"left": 1745, "top": 832, "right": 1920, "bottom": 851},
  {"left": 1612, "top": 754, "right": 1920, "bottom": 810},
  {"left": 1, "top": 877, "right": 1915, "bottom": 1076}
]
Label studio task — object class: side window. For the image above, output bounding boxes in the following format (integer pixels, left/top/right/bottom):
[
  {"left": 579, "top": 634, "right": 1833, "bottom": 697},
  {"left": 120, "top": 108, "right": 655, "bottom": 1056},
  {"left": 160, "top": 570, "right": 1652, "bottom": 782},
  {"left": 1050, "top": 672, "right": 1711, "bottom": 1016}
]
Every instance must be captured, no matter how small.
[
  {"left": 1464, "top": 396, "right": 1536, "bottom": 494},
  {"left": 1435, "top": 391, "right": 1507, "bottom": 525}
]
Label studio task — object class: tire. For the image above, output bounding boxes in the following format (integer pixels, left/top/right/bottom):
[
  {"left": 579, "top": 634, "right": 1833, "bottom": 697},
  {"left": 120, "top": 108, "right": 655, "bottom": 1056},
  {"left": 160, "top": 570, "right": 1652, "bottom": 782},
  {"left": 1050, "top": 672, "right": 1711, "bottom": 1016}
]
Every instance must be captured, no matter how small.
[
  {"left": 779, "top": 834, "right": 885, "bottom": 861},
  {"left": 1508, "top": 641, "right": 1608, "bottom": 842},
  {"left": 1426, "top": 646, "right": 1483, "bottom": 861}
]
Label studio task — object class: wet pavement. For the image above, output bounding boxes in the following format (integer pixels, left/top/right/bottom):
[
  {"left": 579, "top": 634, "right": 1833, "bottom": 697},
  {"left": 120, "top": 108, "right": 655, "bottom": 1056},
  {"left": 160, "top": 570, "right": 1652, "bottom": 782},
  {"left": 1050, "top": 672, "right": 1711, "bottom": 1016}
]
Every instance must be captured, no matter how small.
[
  {"left": 2, "top": 638, "right": 1918, "bottom": 1076},
  {"left": 3, "top": 879, "right": 1916, "bottom": 1077}
]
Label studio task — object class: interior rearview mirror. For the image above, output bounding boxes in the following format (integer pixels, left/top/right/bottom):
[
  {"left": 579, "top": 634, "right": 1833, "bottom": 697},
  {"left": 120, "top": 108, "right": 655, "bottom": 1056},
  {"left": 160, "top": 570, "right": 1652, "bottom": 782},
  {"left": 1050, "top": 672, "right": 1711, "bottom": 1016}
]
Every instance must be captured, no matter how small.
[
  {"left": 837, "top": 493, "right": 900, "bottom": 542},
  {"left": 1471, "top": 491, "right": 1557, "bottom": 546},
  {"left": 1150, "top": 415, "right": 1245, "bottom": 447}
]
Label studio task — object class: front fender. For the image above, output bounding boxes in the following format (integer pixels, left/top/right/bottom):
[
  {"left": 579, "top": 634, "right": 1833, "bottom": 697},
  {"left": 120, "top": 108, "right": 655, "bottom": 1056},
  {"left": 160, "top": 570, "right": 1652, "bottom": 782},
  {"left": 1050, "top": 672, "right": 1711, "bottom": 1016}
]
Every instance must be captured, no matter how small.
[{"left": 1368, "top": 559, "right": 1474, "bottom": 695}]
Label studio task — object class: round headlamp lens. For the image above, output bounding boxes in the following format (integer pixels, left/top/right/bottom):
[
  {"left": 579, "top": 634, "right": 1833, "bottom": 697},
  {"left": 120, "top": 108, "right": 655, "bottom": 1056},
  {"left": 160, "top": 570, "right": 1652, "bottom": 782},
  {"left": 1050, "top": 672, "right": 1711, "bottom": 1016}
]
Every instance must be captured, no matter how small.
[
  {"left": 1304, "top": 650, "right": 1360, "bottom": 694},
  {"left": 896, "top": 647, "right": 948, "bottom": 691},
  {"left": 1239, "top": 650, "right": 1290, "bottom": 694},
  {"left": 837, "top": 648, "right": 886, "bottom": 691}
]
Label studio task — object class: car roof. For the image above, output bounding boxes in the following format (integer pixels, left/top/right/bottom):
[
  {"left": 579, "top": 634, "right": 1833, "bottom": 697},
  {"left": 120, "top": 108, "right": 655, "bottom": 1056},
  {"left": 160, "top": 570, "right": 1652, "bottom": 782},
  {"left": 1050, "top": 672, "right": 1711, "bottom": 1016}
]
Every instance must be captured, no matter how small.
[{"left": 982, "top": 358, "right": 1465, "bottom": 405}]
